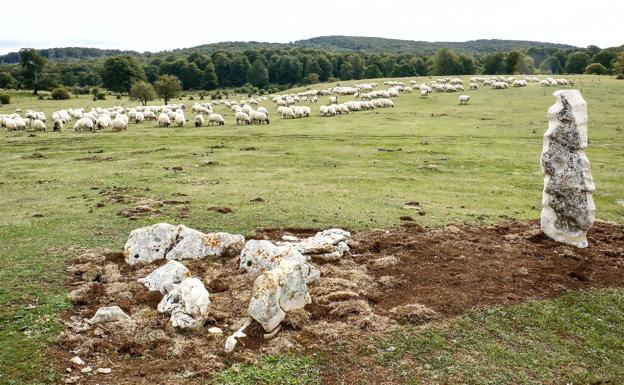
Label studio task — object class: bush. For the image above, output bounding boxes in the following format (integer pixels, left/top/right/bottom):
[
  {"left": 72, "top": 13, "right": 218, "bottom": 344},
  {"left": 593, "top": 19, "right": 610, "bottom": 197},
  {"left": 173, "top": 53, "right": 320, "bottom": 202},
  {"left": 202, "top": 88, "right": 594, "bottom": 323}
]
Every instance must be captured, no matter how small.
[
  {"left": 95, "top": 92, "right": 106, "bottom": 100},
  {"left": 616, "top": 74, "right": 624, "bottom": 80},
  {"left": 188, "top": 95, "right": 194, "bottom": 100},
  {"left": 0, "top": 93, "right": 10, "bottom": 104},
  {"left": 51, "top": 87, "right": 71, "bottom": 100},
  {"left": 38, "top": 95, "right": 44, "bottom": 100}
]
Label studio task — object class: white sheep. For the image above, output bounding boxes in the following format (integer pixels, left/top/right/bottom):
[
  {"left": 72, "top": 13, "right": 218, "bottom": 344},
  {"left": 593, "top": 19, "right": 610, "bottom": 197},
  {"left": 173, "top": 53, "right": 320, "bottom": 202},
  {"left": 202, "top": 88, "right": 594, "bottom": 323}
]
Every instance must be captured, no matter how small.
[
  {"left": 158, "top": 113, "right": 171, "bottom": 127},
  {"left": 235, "top": 111, "right": 251, "bottom": 125},
  {"left": 111, "top": 118, "right": 128, "bottom": 132},
  {"left": 74, "top": 117, "right": 94, "bottom": 132},
  {"left": 175, "top": 113, "right": 185, "bottom": 127},
  {"left": 32, "top": 119, "right": 46, "bottom": 131},
  {"left": 281, "top": 107, "right": 295, "bottom": 119},
  {"left": 257, "top": 106, "right": 269, "bottom": 117},
  {"left": 207, "top": 113, "right": 225, "bottom": 126},
  {"left": 53, "top": 118, "right": 63, "bottom": 132},
  {"left": 459, "top": 95, "right": 471, "bottom": 105},
  {"left": 195, "top": 114, "right": 204, "bottom": 127},
  {"left": 250, "top": 110, "right": 269, "bottom": 125},
  {"left": 134, "top": 112, "right": 145, "bottom": 124},
  {"left": 469, "top": 83, "right": 478, "bottom": 90},
  {"left": 96, "top": 116, "right": 111, "bottom": 129}
]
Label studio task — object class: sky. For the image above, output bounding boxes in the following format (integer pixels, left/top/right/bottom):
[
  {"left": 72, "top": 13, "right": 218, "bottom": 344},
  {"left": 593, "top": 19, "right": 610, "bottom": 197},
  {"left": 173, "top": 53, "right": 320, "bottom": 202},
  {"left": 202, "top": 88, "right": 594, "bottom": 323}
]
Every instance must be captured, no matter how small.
[{"left": 1, "top": 0, "right": 622, "bottom": 54}]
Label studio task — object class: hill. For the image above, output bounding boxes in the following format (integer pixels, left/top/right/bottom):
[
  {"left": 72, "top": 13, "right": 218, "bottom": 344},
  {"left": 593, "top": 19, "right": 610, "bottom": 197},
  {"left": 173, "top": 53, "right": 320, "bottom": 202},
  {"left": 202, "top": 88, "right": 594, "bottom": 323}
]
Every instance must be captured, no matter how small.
[
  {"left": 0, "top": 36, "right": 577, "bottom": 63},
  {"left": 293, "top": 36, "right": 576, "bottom": 54}
]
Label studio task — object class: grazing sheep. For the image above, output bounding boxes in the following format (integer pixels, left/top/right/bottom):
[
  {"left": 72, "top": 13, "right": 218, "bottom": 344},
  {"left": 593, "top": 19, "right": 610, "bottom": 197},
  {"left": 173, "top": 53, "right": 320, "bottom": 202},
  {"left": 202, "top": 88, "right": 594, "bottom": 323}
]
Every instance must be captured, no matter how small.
[
  {"left": 329, "top": 96, "right": 338, "bottom": 104},
  {"left": 32, "top": 119, "right": 46, "bottom": 131},
  {"left": 175, "top": 113, "right": 185, "bottom": 127},
  {"left": 469, "top": 82, "right": 478, "bottom": 90},
  {"left": 111, "top": 118, "right": 128, "bottom": 132},
  {"left": 53, "top": 118, "right": 63, "bottom": 132},
  {"left": 158, "top": 113, "right": 171, "bottom": 127},
  {"left": 5, "top": 118, "right": 17, "bottom": 131},
  {"left": 97, "top": 116, "right": 111, "bottom": 130},
  {"left": 281, "top": 107, "right": 295, "bottom": 119},
  {"left": 257, "top": 106, "right": 269, "bottom": 117},
  {"left": 249, "top": 110, "right": 269, "bottom": 125},
  {"left": 134, "top": 112, "right": 144, "bottom": 124},
  {"left": 235, "top": 111, "right": 251, "bottom": 125},
  {"left": 74, "top": 117, "right": 94, "bottom": 132},
  {"left": 207, "top": 113, "right": 225, "bottom": 126},
  {"left": 459, "top": 95, "right": 471, "bottom": 105},
  {"left": 195, "top": 114, "right": 204, "bottom": 127}
]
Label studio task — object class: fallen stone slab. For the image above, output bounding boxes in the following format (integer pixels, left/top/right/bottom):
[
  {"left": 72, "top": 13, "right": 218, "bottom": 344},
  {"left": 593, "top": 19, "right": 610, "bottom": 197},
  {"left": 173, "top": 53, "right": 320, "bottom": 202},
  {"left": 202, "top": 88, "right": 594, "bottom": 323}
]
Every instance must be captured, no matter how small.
[
  {"left": 87, "top": 306, "right": 130, "bottom": 324},
  {"left": 239, "top": 240, "right": 307, "bottom": 274},
  {"left": 124, "top": 223, "right": 244, "bottom": 265},
  {"left": 224, "top": 318, "right": 251, "bottom": 353},
  {"left": 541, "top": 90, "right": 595, "bottom": 248},
  {"left": 277, "top": 228, "right": 352, "bottom": 261},
  {"left": 248, "top": 260, "right": 317, "bottom": 332},
  {"left": 157, "top": 277, "right": 210, "bottom": 329},
  {"left": 137, "top": 260, "right": 190, "bottom": 294}
]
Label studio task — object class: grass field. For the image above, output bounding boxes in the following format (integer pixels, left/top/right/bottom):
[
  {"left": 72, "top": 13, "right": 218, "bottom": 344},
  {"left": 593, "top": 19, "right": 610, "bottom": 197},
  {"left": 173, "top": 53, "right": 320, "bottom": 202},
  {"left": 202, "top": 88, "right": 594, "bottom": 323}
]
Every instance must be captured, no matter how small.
[{"left": 0, "top": 75, "right": 623, "bottom": 384}]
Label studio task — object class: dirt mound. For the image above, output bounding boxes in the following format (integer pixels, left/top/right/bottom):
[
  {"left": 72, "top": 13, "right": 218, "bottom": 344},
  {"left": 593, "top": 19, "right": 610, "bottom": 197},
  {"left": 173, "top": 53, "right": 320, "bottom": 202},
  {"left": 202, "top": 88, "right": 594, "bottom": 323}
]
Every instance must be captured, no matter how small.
[{"left": 53, "top": 220, "right": 624, "bottom": 384}]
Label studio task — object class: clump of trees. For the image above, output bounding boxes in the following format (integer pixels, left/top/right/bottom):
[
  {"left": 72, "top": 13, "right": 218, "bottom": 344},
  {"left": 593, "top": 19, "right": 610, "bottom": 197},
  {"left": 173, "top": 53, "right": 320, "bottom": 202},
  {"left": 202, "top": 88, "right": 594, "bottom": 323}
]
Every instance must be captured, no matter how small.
[
  {"left": 154, "top": 75, "right": 182, "bottom": 105},
  {"left": 1, "top": 44, "right": 623, "bottom": 95}
]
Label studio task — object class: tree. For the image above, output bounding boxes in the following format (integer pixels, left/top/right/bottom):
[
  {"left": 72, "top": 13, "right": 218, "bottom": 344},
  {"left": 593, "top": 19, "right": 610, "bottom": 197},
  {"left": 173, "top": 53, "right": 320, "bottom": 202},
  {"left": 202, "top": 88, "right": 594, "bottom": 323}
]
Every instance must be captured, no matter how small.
[
  {"left": 303, "top": 73, "right": 320, "bottom": 85},
  {"left": 130, "top": 81, "right": 156, "bottom": 106},
  {"left": 349, "top": 55, "right": 365, "bottom": 80},
  {"left": 584, "top": 63, "right": 607, "bottom": 75},
  {"left": 592, "top": 49, "right": 617, "bottom": 69},
  {"left": 19, "top": 48, "right": 46, "bottom": 95},
  {"left": 565, "top": 52, "right": 591, "bottom": 74},
  {"left": 246, "top": 59, "right": 269, "bottom": 88},
  {"left": 202, "top": 62, "right": 218, "bottom": 90},
  {"left": 228, "top": 54, "right": 251, "bottom": 87},
  {"left": 102, "top": 55, "right": 145, "bottom": 93},
  {"left": 276, "top": 56, "right": 302, "bottom": 84},
  {"left": 431, "top": 48, "right": 461, "bottom": 75},
  {"left": 363, "top": 64, "right": 383, "bottom": 79},
  {"left": 612, "top": 51, "right": 624, "bottom": 75},
  {"left": 339, "top": 62, "right": 353, "bottom": 80},
  {"left": 51, "top": 87, "right": 71, "bottom": 100},
  {"left": 316, "top": 55, "right": 333, "bottom": 81},
  {"left": 154, "top": 74, "right": 182, "bottom": 105},
  {"left": 483, "top": 52, "right": 506, "bottom": 74},
  {"left": 458, "top": 54, "right": 477, "bottom": 74},
  {"left": 392, "top": 63, "right": 414, "bottom": 77},
  {"left": 180, "top": 62, "right": 203, "bottom": 90},
  {"left": 540, "top": 56, "right": 563, "bottom": 74},
  {"left": 0, "top": 72, "right": 17, "bottom": 89}
]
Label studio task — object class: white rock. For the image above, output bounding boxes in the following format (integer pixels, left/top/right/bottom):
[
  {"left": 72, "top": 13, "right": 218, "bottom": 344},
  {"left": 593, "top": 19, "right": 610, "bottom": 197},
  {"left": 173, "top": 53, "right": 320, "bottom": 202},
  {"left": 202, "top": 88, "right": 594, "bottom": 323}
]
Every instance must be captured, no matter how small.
[
  {"left": 541, "top": 90, "right": 595, "bottom": 248},
  {"left": 157, "top": 277, "right": 210, "bottom": 328},
  {"left": 208, "top": 326, "right": 223, "bottom": 334},
  {"left": 124, "top": 223, "right": 178, "bottom": 265},
  {"left": 248, "top": 260, "right": 315, "bottom": 332},
  {"left": 137, "top": 260, "right": 190, "bottom": 294},
  {"left": 224, "top": 319, "right": 250, "bottom": 353},
  {"left": 96, "top": 368, "right": 112, "bottom": 374},
  {"left": 88, "top": 306, "right": 130, "bottom": 324},
  {"left": 69, "top": 356, "right": 84, "bottom": 366},
  {"left": 277, "top": 228, "right": 351, "bottom": 261},
  {"left": 124, "top": 223, "right": 244, "bottom": 265},
  {"left": 166, "top": 227, "right": 245, "bottom": 261},
  {"left": 239, "top": 240, "right": 307, "bottom": 274},
  {"left": 80, "top": 366, "right": 92, "bottom": 373}
]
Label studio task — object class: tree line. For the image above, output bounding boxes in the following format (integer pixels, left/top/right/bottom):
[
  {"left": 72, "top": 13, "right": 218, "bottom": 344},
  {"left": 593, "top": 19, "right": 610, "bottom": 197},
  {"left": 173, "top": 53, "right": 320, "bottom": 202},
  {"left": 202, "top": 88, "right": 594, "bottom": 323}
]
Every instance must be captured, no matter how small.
[{"left": 1, "top": 45, "right": 623, "bottom": 95}]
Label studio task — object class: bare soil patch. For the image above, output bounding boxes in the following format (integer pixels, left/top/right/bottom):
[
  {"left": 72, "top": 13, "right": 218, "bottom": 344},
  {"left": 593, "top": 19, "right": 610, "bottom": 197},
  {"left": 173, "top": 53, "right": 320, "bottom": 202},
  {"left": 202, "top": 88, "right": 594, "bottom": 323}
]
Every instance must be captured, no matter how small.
[{"left": 53, "top": 219, "right": 624, "bottom": 384}]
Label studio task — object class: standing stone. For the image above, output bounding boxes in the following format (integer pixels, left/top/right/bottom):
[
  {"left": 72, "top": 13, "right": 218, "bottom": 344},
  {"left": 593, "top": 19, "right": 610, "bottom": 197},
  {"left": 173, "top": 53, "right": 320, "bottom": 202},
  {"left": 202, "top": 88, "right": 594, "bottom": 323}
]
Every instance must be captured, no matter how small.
[{"left": 541, "top": 90, "right": 595, "bottom": 248}]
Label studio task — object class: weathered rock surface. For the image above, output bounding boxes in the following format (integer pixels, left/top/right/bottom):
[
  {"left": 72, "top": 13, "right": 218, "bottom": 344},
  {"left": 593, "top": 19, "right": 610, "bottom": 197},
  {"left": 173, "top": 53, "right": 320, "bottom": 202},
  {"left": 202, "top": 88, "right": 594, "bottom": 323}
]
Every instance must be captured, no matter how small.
[
  {"left": 239, "top": 240, "right": 307, "bottom": 274},
  {"left": 124, "top": 223, "right": 244, "bottom": 265},
  {"left": 541, "top": 90, "right": 595, "bottom": 248},
  {"left": 138, "top": 260, "right": 190, "bottom": 294},
  {"left": 224, "top": 318, "right": 251, "bottom": 353},
  {"left": 88, "top": 306, "right": 130, "bottom": 324},
  {"left": 157, "top": 277, "right": 210, "bottom": 328},
  {"left": 248, "top": 260, "right": 317, "bottom": 332},
  {"left": 278, "top": 228, "right": 351, "bottom": 261}
]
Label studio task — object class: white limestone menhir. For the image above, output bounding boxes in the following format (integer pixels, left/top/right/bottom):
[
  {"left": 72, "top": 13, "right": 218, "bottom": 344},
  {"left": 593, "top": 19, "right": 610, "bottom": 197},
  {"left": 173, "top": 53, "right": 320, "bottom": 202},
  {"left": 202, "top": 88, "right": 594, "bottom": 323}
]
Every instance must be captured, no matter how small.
[{"left": 541, "top": 90, "right": 595, "bottom": 248}]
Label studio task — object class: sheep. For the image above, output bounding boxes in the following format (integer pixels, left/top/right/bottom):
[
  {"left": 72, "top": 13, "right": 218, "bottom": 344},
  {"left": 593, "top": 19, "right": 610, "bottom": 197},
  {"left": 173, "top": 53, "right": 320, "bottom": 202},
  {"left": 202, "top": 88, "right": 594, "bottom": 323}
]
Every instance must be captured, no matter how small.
[
  {"left": 327, "top": 105, "right": 336, "bottom": 116},
  {"left": 235, "top": 111, "right": 251, "bottom": 125},
  {"left": 111, "top": 118, "right": 128, "bottom": 132},
  {"left": 281, "top": 107, "right": 295, "bottom": 119},
  {"left": 319, "top": 105, "right": 329, "bottom": 116},
  {"left": 96, "top": 116, "right": 111, "bottom": 129},
  {"left": 329, "top": 96, "right": 338, "bottom": 104},
  {"left": 74, "top": 117, "right": 94, "bottom": 132},
  {"left": 31, "top": 119, "right": 46, "bottom": 131},
  {"left": 207, "top": 113, "right": 225, "bottom": 126},
  {"left": 459, "top": 95, "right": 471, "bottom": 105},
  {"left": 195, "top": 114, "right": 204, "bottom": 127},
  {"left": 175, "top": 113, "right": 185, "bottom": 127},
  {"left": 469, "top": 82, "right": 478, "bottom": 90},
  {"left": 257, "top": 106, "right": 269, "bottom": 117},
  {"left": 158, "top": 113, "right": 171, "bottom": 127},
  {"left": 250, "top": 110, "right": 269, "bottom": 125},
  {"left": 134, "top": 111, "right": 145, "bottom": 124},
  {"left": 53, "top": 118, "right": 63, "bottom": 132},
  {"left": 5, "top": 118, "right": 17, "bottom": 131}
]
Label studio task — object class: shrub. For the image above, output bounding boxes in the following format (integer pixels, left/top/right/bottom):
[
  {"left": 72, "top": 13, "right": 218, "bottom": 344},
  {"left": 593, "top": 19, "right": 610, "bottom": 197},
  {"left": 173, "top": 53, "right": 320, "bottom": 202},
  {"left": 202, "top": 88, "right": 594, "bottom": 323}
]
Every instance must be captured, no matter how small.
[
  {"left": 584, "top": 63, "right": 607, "bottom": 75},
  {"left": 188, "top": 95, "right": 194, "bottom": 100},
  {"left": 616, "top": 74, "right": 624, "bottom": 80},
  {"left": 96, "top": 92, "right": 106, "bottom": 100},
  {"left": 116, "top": 94, "right": 122, "bottom": 99},
  {"left": 38, "top": 95, "right": 44, "bottom": 100},
  {"left": 0, "top": 93, "right": 10, "bottom": 104},
  {"left": 51, "top": 87, "right": 71, "bottom": 100}
]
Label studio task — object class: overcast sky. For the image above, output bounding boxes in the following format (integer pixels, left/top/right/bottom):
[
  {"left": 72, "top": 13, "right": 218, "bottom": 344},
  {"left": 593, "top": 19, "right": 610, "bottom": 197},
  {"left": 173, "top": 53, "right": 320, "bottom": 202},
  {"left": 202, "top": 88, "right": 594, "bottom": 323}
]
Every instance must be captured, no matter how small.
[{"left": 1, "top": 0, "right": 622, "bottom": 54}]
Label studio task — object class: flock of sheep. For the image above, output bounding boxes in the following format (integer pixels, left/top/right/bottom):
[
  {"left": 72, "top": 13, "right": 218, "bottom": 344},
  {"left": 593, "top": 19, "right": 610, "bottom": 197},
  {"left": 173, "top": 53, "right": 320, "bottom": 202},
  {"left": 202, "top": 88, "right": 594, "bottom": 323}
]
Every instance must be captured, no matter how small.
[{"left": 0, "top": 75, "right": 573, "bottom": 132}]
